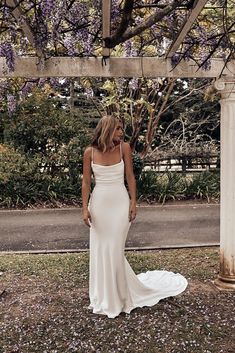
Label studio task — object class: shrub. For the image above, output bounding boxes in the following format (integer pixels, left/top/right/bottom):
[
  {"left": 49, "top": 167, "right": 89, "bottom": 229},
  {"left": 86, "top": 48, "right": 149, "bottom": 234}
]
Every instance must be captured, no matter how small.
[
  {"left": 137, "top": 170, "right": 159, "bottom": 202},
  {"left": 137, "top": 169, "right": 219, "bottom": 204},
  {"left": 0, "top": 144, "right": 82, "bottom": 208},
  {"left": 185, "top": 170, "right": 220, "bottom": 201},
  {"left": 157, "top": 172, "right": 187, "bottom": 203}
]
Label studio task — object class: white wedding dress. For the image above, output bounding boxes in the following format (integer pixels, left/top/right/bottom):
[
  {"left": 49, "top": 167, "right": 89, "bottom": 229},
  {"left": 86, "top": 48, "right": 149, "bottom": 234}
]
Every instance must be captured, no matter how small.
[{"left": 88, "top": 144, "right": 187, "bottom": 318}]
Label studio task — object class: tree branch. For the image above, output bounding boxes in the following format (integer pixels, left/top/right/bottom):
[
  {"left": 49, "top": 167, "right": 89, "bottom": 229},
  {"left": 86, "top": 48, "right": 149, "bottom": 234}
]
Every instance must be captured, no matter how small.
[
  {"left": 104, "top": 0, "right": 134, "bottom": 47},
  {"left": 105, "top": 0, "right": 183, "bottom": 48}
]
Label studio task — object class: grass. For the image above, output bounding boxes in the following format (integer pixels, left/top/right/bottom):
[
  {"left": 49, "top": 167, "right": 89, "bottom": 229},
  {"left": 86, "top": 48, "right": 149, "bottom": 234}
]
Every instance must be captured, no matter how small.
[{"left": 0, "top": 248, "right": 235, "bottom": 353}]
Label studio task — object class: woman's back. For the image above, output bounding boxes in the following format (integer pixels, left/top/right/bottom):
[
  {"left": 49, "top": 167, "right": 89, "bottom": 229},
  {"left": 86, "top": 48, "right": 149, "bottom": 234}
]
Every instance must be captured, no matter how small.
[{"left": 90, "top": 143, "right": 125, "bottom": 185}]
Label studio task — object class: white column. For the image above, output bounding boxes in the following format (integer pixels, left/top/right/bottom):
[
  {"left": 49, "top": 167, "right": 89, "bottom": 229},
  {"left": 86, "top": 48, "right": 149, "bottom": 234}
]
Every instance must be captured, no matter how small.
[{"left": 214, "top": 78, "right": 235, "bottom": 290}]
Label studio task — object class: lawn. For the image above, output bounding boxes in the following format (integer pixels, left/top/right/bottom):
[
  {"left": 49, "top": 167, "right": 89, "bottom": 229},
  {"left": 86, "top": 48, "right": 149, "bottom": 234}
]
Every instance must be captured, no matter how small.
[{"left": 0, "top": 248, "right": 235, "bottom": 353}]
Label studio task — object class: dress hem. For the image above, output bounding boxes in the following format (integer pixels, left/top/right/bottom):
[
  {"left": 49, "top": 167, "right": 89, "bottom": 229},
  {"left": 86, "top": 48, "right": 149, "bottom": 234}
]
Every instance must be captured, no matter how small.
[{"left": 88, "top": 279, "right": 188, "bottom": 319}]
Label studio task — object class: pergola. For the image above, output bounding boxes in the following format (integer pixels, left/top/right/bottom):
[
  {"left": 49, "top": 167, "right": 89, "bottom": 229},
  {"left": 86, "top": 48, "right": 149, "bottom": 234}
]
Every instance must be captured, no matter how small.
[{"left": 1, "top": 0, "right": 235, "bottom": 290}]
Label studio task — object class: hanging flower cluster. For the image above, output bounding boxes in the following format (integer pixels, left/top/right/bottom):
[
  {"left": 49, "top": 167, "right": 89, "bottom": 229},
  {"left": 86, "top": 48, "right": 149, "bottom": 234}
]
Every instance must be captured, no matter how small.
[
  {"left": 0, "top": 0, "right": 233, "bottom": 69},
  {"left": 0, "top": 0, "right": 234, "bottom": 113}
]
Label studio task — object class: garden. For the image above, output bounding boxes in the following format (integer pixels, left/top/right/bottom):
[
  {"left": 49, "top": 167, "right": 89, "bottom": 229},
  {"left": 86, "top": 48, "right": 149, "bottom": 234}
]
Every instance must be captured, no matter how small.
[
  {"left": 0, "top": 81, "right": 220, "bottom": 208},
  {"left": 1, "top": 0, "right": 231, "bottom": 208},
  {"left": 0, "top": 1, "right": 235, "bottom": 352}
]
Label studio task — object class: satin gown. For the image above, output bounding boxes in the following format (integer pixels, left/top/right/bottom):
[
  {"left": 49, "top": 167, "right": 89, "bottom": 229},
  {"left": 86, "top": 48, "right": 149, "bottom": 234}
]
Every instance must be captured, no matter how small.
[{"left": 88, "top": 145, "right": 188, "bottom": 318}]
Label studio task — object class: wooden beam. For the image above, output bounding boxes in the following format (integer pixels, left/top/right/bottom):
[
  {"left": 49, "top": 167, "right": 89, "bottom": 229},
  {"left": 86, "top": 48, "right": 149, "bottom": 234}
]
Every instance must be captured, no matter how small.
[
  {"left": 0, "top": 56, "right": 234, "bottom": 78},
  {"left": 5, "top": 0, "right": 44, "bottom": 59},
  {"left": 166, "top": 0, "right": 208, "bottom": 58},
  {"left": 102, "top": 0, "right": 111, "bottom": 57}
]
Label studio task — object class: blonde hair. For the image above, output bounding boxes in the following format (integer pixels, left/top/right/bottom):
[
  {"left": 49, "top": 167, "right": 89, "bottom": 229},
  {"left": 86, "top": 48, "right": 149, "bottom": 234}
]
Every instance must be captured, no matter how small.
[{"left": 91, "top": 115, "right": 122, "bottom": 152}]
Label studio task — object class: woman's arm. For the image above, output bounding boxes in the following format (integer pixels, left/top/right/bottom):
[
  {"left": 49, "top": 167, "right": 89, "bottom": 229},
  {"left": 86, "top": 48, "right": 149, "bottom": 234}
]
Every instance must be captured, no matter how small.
[
  {"left": 123, "top": 142, "right": 137, "bottom": 222},
  {"left": 82, "top": 146, "right": 92, "bottom": 227}
]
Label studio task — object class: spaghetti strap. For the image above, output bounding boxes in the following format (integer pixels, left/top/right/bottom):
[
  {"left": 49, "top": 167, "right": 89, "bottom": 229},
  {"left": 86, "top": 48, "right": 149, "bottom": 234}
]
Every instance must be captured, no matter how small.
[
  {"left": 91, "top": 146, "right": 94, "bottom": 162},
  {"left": 120, "top": 142, "right": 123, "bottom": 160}
]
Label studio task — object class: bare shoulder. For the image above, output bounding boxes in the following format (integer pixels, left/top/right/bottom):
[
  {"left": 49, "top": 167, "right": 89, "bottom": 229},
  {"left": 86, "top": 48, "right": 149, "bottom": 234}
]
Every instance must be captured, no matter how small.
[
  {"left": 84, "top": 146, "right": 92, "bottom": 157},
  {"left": 122, "top": 142, "right": 131, "bottom": 154},
  {"left": 122, "top": 141, "right": 131, "bottom": 150}
]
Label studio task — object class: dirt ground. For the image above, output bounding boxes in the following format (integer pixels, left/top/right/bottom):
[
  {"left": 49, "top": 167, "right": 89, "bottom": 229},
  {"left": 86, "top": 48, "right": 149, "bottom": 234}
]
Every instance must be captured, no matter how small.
[{"left": 0, "top": 247, "right": 234, "bottom": 353}]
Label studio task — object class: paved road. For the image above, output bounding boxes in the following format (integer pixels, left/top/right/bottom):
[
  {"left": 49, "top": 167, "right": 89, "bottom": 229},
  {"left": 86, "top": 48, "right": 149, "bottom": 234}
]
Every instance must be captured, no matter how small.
[{"left": 0, "top": 204, "right": 219, "bottom": 252}]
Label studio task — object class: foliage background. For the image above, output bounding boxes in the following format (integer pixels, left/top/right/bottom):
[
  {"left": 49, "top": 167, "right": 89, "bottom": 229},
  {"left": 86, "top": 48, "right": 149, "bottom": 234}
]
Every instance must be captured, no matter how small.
[{"left": 0, "top": 79, "right": 220, "bottom": 208}]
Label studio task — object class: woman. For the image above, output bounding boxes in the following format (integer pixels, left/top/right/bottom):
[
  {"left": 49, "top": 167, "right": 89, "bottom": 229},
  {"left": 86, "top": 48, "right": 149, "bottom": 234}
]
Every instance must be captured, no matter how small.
[{"left": 82, "top": 115, "right": 187, "bottom": 319}]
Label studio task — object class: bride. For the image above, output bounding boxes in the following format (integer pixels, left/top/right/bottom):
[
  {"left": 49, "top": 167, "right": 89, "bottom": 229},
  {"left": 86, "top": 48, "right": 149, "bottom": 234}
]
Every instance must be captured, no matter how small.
[{"left": 82, "top": 115, "right": 187, "bottom": 319}]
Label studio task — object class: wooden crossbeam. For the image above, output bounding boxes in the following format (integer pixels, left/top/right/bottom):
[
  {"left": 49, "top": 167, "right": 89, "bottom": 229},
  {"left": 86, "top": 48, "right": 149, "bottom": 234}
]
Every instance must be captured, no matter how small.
[
  {"left": 102, "top": 0, "right": 111, "bottom": 57},
  {"left": 166, "top": 0, "right": 208, "bottom": 58},
  {"left": 5, "top": 0, "right": 44, "bottom": 58},
  {"left": 0, "top": 56, "right": 234, "bottom": 78}
]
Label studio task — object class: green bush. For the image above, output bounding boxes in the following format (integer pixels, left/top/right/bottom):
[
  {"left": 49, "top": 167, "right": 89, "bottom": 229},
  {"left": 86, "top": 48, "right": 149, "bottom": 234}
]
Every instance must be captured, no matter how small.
[
  {"left": 0, "top": 143, "right": 220, "bottom": 208},
  {"left": 0, "top": 145, "right": 82, "bottom": 208},
  {"left": 185, "top": 170, "right": 220, "bottom": 201},
  {"left": 137, "top": 169, "right": 219, "bottom": 204},
  {"left": 137, "top": 170, "right": 159, "bottom": 202},
  {"left": 0, "top": 90, "right": 92, "bottom": 208},
  {"left": 132, "top": 153, "right": 144, "bottom": 180},
  {"left": 137, "top": 170, "right": 187, "bottom": 203},
  {"left": 157, "top": 172, "right": 187, "bottom": 203}
]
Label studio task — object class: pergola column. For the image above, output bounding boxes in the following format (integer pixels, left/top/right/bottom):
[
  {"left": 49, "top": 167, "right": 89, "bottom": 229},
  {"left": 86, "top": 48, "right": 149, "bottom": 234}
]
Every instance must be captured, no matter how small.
[{"left": 214, "top": 77, "right": 235, "bottom": 290}]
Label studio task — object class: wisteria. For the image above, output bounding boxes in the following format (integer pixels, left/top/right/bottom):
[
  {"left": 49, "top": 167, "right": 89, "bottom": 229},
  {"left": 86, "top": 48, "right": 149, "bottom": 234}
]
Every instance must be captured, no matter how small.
[
  {"left": 68, "top": 1, "right": 89, "bottom": 26},
  {"left": 111, "top": 0, "right": 120, "bottom": 22},
  {"left": 201, "top": 57, "right": 212, "bottom": 71},
  {"left": 40, "top": 0, "right": 56, "bottom": 17},
  {"left": 2, "top": 5, "right": 10, "bottom": 20},
  {"left": 0, "top": 0, "right": 234, "bottom": 110},
  {"left": 64, "top": 37, "right": 76, "bottom": 56},
  {"left": 76, "top": 28, "right": 94, "bottom": 55},
  {"left": 0, "top": 0, "right": 233, "bottom": 69},
  {"left": 123, "top": 40, "right": 138, "bottom": 57},
  {"left": 7, "top": 94, "right": 17, "bottom": 114},
  {"left": 0, "top": 42, "right": 15, "bottom": 72},
  {"left": 51, "top": 0, "right": 68, "bottom": 30},
  {"left": 83, "top": 34, "right": 93, "bottom": 55}
]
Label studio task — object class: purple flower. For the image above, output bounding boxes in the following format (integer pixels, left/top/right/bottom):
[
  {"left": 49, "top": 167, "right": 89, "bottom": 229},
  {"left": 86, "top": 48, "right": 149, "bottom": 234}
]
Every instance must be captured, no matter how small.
[
  {"left": 111, "top": 0, "right": 120, "bottom": 21},
  {"left": 40, "top": 0, "right": 56, "bottom": 17},
  {"left": 123, "top": 41, "right": 138, "bottom": 57},
  {"left": 84, "top": 34, "right": 93, "bottom": 55},
  {"left": 2, "top": 6, "right": 10, "bottom": 20},
  {"left": 124, "top": 41, "right": 132, "bottom": 56},
  {"left": 69, "top": 2, "right": 89, "bottom": 25},
  {"left": 201, "top": 58, "right": 211, "bottom": 71},
  {"left": 51, "top": 0, "right": 68, "bottom": 27},
  {"left": 7, "top": 94, "right": 17, "bottom": 114},
  {"left": 0, "top": 42, "right": 15, "bottom": 71},
  {"left": 64, "top": 37, "right": 76, "bottom": 56}
]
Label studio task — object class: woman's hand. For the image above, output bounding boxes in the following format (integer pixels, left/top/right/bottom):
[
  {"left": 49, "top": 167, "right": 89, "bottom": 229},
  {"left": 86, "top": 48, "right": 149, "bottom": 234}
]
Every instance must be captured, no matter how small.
[
  {"left": 129, "top": 200, "right": 137, "bottom": 222},
  {"left": 83, "top": 208, "right": 92, "bottom": 227}
]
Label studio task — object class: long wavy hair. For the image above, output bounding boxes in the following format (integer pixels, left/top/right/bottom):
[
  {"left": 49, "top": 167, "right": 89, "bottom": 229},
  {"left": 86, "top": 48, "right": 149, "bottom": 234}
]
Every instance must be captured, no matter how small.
[{"left": 90, "top": 115, "right": 122, "bottom": 152}]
